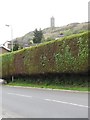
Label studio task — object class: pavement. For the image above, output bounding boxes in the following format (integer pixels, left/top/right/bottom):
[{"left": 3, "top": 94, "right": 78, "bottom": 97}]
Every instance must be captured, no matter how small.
[{"left": 1, "top": 85, "right": 89, "bottom": 118}]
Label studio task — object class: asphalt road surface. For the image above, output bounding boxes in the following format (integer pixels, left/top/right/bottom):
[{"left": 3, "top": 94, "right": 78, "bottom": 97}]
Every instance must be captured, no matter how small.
[{"left": 1, "top": 86, "right": 89, "bottom": 118}]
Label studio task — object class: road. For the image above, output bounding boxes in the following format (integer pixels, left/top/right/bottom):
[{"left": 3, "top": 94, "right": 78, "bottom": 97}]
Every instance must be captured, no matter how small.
[{"left": 1, "top": 86, "right": 89, "bottom": 118}]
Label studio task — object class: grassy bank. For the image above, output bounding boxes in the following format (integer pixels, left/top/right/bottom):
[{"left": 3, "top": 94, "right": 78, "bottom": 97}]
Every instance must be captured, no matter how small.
[{"left": 7, "top": 74, "right": 89, "bottom": 91}]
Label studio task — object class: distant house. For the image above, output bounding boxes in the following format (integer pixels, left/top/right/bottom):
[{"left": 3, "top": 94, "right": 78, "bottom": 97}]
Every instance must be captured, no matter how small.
[
  {"left": 0, "top": 45, "right": 11, "bottom": 54},
  {"left": 55, "top": 33, "right": 64, "bottom": 40},
  {"left": 23, "top": 44, "right": 30, "bottom": 48}
]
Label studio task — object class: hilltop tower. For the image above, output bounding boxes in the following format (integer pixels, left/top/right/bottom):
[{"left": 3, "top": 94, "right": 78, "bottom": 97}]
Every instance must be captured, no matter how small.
[{"left": 50, "top": 16, "right": 55, "bottom": 28}]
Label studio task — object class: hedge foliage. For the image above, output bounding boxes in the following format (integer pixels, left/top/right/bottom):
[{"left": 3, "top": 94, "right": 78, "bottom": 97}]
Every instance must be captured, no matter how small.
[{"left": 0, "top": 31, "right": 89, "bottom": 78}]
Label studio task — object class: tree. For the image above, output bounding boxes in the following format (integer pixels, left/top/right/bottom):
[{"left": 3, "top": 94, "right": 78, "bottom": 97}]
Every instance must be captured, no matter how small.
[
  {"left": 33, "top": 28, "right": 43, "bottom": 43},
  {"left": 13, "top": 43, "right": 19, "bottom": 51}
]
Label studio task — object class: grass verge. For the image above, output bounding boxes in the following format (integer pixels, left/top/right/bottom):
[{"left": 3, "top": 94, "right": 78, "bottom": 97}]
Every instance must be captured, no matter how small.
[
  {"left": 7, "top": 77, "right": 89, "bottom": 92},
  {"left": 8, "top": 83, "right": 89, "bottom": 91}
]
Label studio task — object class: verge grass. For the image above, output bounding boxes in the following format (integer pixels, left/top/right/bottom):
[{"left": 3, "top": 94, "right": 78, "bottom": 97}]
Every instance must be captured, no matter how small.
[{"left": 7, "top": 76, "right": 89, "bottom": 92}]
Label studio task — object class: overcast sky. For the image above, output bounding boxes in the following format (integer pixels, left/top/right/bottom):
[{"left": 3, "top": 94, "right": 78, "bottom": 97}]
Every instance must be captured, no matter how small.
[{"left": 0, "top": 0, "right": 89, "bottom": 44}]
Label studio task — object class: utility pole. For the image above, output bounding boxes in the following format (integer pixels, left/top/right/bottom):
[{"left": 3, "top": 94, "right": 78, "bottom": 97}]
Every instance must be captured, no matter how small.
[{"left": 5, "top": 24, "right": 14, "bottom": 82}]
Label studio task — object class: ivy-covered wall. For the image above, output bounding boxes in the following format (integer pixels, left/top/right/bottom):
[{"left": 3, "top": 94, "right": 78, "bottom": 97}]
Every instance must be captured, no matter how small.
[{"left": 0, "top": 31, "right": 89, "bottom": 78}]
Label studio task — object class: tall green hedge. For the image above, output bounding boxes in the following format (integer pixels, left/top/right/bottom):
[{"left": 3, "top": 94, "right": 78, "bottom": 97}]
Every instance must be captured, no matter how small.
[{"left": 0, "top": 31, "right": 89, "bottom": 78}]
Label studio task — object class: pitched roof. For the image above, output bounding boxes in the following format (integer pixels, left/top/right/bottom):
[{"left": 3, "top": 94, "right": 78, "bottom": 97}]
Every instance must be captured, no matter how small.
[{"left": 0, "top": 45, "right": 11, "bottom": 51}]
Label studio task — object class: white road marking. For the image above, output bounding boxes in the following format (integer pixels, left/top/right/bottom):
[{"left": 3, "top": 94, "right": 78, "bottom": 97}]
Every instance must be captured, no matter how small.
[
  {"left": 8, "top": 93, "right": 32, "bottom": 98},
  {"left": 44, "top": 99, "right": 89, "bottom": 108},
  {"left": 7, "top": 92, "right": 89, "bottom": 108}
]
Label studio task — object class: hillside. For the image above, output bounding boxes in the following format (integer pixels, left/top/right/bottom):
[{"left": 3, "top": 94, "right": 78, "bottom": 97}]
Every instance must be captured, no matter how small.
[{"left": 13, "top": 22, "right": 89, "bottom": 47}]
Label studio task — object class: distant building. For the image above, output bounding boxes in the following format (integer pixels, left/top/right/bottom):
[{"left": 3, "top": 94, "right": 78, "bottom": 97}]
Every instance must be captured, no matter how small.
[
  {"left": 23, "top": 44, "right": 30, "bottom": 48},
  {"left": 50, "top": 16, "right": 55, "bottom": 28},
  {"left": 3, "top": 41, "right": 12, "bottom": 50},
  {"left": 0, "top": 45, "right": 11, "bottom": 54},
  {"left": 55, "top": 33, "right": 64, "bottom": 40}
]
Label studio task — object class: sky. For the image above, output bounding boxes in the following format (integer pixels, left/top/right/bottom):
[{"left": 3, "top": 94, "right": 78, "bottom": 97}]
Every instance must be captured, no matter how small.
[{"left": 0, "top": 0, "right": 89, "bottom": 44}]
